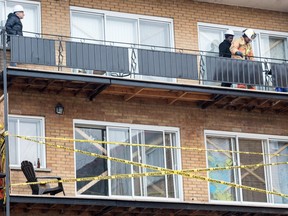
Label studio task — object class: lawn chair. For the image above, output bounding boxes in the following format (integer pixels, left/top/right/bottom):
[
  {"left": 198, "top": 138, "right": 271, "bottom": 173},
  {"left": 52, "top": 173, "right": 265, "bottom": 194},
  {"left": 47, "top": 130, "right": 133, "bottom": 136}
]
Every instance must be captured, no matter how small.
[{"left": 21, "top": 160, "right": 65, "bottom": 195}]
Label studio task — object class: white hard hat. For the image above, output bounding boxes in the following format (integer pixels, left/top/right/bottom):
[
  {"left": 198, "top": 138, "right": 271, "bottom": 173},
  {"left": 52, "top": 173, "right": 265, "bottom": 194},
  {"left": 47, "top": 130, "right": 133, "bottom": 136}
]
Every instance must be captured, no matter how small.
[
  {"left": 243, "top": 29, "right": 256, "bottom": 40},
  {"left": 224, "top": 29, "right": 234, "bottom": 36},
  {"left": 13, "top": 5, "right": 24, "bottom": 12}
]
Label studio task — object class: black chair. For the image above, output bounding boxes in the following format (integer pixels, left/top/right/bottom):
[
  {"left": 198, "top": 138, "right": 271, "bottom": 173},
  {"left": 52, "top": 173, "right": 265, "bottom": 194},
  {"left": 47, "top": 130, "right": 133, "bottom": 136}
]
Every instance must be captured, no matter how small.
[{"left": 21, "top": 160, "right": 65, "bottom": 195}]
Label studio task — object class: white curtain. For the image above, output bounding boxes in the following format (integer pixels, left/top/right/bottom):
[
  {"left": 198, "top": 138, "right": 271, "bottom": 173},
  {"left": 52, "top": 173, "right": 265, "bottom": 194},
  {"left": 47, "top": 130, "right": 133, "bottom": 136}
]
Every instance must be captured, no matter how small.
[
  {"left": 106, "top": 16, "right": 137, "bottom": 46},
  {"left": 71, "top": 12, "right": 104, "bottom": 43},
  {"left": 140, "top": 20, "right": 170, "bottom": 48}
]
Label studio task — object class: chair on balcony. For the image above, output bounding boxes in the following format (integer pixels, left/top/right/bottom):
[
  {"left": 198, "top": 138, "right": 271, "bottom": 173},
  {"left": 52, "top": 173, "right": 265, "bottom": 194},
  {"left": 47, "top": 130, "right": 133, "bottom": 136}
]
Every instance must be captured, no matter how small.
[{"left": 21, "top": 160, "right": 65, "bottom": 196}]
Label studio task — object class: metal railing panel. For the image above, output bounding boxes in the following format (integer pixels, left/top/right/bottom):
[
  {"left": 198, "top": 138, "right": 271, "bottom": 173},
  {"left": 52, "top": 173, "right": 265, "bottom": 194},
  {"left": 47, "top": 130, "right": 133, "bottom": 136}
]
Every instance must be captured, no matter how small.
[
  {"left": 11, "top": 36, "right": 56, "bottom": 66},
  {"left": 138, "top": 49, "right": 198, "bottom": 79},
  {"left": 66, "top": 41, "right": 129, "bottom": 73},
  {"left": 205, "top": 56, "right": 264, "bottom": 85},
  {"left": 271, "top": 63, "right": 288, "bottom": 88}
]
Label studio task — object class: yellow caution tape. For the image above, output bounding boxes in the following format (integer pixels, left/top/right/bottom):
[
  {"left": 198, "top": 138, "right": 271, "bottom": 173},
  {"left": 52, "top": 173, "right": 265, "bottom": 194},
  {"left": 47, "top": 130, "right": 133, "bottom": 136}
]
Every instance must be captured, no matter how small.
[
  {"left": 12, "top": 135, "right": 288, "bottom": 198},
  {"left": 11, "top": 134, "right": 288, "bottom": 157}
]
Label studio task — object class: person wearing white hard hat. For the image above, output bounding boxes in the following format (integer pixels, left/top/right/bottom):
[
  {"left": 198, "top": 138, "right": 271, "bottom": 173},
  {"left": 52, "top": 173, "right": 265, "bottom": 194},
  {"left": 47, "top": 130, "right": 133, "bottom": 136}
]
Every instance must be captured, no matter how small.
[
  {"left": 218, "top": 29, "right": 234, "bottom": 87},
  {"left": 230, "top": 28, "right": 256, "bottom": 61},
  {"left": 5, "top": 5, "right": 25, "bottom": 42},
  {"left": 219, "top": 29, "right": 234, "bottom": 58},
  {"left": 230, "top": 29, "right": 257, "bottom": 89}
]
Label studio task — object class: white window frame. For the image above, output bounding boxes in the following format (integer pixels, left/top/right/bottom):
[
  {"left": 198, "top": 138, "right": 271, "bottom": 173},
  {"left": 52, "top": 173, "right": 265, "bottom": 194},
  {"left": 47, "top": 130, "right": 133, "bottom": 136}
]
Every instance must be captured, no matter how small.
[
  {"left": 8, "top": 115, "right": 46, "bottom": 168},
  {"left": 70, "top": 6, "right": 175, "bottom": 48},
  {"left": 73, "top": 119, "right": 183, "bottom": 201},
  {"left": 204, "top": 130, "right": 288, "bottom": 207},
  {"left": 197, "top": 22, "right": 288, "bottom": 61}
]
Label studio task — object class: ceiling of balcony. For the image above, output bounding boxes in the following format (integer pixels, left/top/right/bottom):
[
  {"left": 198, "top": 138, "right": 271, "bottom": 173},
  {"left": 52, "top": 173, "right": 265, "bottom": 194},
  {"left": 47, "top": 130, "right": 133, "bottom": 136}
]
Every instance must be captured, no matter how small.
[
  {"left": 194, "top": 0, "right": 288, "bottom": 12},
  {"left": 2, "top": 68, "right": 288, "bottom": 114}
]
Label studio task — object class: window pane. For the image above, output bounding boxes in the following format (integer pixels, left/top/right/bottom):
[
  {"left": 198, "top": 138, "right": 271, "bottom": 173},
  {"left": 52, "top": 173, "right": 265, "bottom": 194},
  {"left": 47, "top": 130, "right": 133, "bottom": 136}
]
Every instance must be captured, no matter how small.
[
  {"left": 108, "top": 127, "right": 131, "bottom": 196},
  {"left": 106, "top": 16, "right": 137, "bottom": 45},
  {"left": 140, "top": 20, "right": 170, "bottom": 48},
  {"left": 199, "top": 27, "right": 222, "bottom": 55},
  {"left": 71, "top": 12, "right": 104, "bottom": 42},
  {"left": 261, "top": 35, "right": 286, "bottom": 63},
  {"left": 144, "top": 131, "right": 166, "bottom": 197},
  {"left": 238, "top": 138, "right": 267, "bottom": 202},
  {"left": 8, "top": 119, "right": 18, "bottom": 165},
  {"left": 207, "top": 136, "right": 237, "bottom": 201},
  {"left": 0, "top": 2, "right": 4, "bottom": 27},
  {"left": 269, "top": 140, "right": 288, "bottom": 204},
  {"left": 75, "top": 127, "right": 107, "bottom": 195}
]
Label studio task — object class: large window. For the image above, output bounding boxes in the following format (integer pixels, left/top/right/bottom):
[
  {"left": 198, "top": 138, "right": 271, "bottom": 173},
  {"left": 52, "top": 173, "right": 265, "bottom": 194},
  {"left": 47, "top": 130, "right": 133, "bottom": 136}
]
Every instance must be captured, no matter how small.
[
  {"left": 8, "top": 115, "right": 45, "bottom": 168},
  {"left": 0, "top": 0, "right": 41, "bottom": 36},
  {"left": 74, "top": 121, "right": 181, "bottom": 200},
  {"left": 70, "top": 7, "right": 174, "bottom": 81},
  {"left": 198, "top": 23, "right": 288, "bottom": 62},
  {"left": 205, "top": 131, "right": 288, "bottom": 205}
]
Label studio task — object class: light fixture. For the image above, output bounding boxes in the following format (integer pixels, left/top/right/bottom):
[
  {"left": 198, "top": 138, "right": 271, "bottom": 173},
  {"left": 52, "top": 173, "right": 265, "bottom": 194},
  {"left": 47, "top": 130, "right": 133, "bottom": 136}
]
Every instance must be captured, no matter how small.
[{"left": 55, "top": 103, "right": 64, "bottom": 115}]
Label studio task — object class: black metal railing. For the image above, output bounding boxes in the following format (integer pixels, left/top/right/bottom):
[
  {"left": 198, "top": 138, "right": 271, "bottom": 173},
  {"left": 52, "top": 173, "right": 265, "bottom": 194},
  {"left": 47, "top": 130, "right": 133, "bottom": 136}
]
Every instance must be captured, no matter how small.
[{"left": 1, "top": 29, "right": 288, "bottom": 92}]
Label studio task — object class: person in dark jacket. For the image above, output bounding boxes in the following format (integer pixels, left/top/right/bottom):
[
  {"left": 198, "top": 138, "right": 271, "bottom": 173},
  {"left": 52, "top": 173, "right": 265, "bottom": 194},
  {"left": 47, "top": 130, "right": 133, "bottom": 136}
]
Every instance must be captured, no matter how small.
[
  {"left": 219, "top": 29, "right": 234, "bottom": 87},
  {"left": 5, "top": 5, "right": 25, "bottom": 42}
]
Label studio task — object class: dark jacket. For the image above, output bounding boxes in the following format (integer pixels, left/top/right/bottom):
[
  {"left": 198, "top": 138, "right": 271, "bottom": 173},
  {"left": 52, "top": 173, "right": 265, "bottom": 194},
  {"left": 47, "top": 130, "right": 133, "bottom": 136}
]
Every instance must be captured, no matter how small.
[
  {"left": 219, "top": 40, "right": 232, "bottom": 58},
  {"left": 5, "top": 13, "right": 23, "bottom": 41}
]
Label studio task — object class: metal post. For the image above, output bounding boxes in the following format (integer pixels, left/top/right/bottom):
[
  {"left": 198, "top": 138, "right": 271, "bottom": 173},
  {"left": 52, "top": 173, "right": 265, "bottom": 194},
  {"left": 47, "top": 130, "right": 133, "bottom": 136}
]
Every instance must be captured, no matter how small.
[{"left": 1, "top": 27, "right": 10, "bottom": 216}]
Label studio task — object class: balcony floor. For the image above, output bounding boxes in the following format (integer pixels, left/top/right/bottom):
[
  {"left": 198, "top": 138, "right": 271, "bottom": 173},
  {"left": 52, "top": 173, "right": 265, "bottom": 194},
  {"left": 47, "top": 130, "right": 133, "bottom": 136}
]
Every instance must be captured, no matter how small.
[
  {"left": 8, "top": 195, "right": 288, "bottom": 216},
  {"left": 1, "top": 67, "right": 288, "bottom": 114}
]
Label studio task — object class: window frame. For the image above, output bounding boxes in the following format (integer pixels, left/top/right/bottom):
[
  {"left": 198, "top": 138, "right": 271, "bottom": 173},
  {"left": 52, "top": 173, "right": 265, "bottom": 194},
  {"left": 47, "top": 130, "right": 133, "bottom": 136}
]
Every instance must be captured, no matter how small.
[
  {"left": 8, "top": 115, "right": 46, "bottom": 168},
  {"left": 205, "top": 130, "right": 288, "bottom": 206},
  {"left": 197, "top": 22, "right": 288, "bottom": 61},
  {"left": 73, "top": 119, "right": 183, "bottom": 201}
]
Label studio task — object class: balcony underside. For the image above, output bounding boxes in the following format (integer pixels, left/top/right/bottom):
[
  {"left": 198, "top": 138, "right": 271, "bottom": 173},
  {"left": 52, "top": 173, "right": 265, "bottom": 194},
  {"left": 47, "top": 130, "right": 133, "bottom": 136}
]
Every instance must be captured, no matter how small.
[
  {"left": 1, "top": 68, "right": 288, "bottom": 114},
  {"left": 9, "top": 195, "right": 288, "bottom": 216}
]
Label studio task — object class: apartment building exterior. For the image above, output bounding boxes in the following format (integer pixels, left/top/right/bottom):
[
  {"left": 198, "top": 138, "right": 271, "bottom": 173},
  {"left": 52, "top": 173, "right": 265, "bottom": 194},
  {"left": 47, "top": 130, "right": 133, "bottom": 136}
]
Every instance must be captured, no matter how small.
[{"left": 0, "top": 0, "right": 288, "bottom": 215}]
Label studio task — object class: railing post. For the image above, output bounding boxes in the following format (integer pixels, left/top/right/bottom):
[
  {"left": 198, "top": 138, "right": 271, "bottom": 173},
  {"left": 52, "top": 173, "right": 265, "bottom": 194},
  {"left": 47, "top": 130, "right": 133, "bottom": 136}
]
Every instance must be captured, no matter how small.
[
  {"left": 130, "top": 46, "right": 137, "bottom": 78},
  {"left": 57, "top": 36, "right": 64, "bottom": 71},
  {"left": 199, "top": 52, "right": 205, "bottom": 85},
  {"left": 1, "top": 27, "right": 10, "bottom": 216}
]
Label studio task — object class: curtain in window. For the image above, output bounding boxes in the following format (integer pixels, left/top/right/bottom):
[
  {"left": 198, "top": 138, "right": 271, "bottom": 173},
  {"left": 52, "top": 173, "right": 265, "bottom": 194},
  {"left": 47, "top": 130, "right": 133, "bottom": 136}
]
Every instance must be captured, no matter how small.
[
  {"left": 140, "top": 20, "right": 170, "bottom": 50},
  {"left": 108, "top": 127, "right": 132, "bottom": 196},
  {"left": 8, "top": 117, "right": 44, "bottom": 167},
  {"left": 261, "top": 35, "right": 286, "bottom": 63},
  {"left": 71, "top": 12, "right": 104, "bottom": 43}
]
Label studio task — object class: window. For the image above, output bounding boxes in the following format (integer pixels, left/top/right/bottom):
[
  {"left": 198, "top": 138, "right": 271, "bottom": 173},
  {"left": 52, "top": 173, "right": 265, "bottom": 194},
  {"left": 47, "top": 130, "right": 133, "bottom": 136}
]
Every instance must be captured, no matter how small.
[
  {"left": 198, "top": 23, "right": 288, "bottom": 62},
  {"left": 206, "top": 131, "right": 288, "bottom": 204},
  {"left": 8, "top": 115, "right": 45, "bottom": 168},
  {"left": 70, "top": 7, "right": 174, "bottom": 81},
  {"left": 0, "top": 0, "right": 41, "bottom": 36},
  {"left": 74, "top": 121, "right": 181, "bottom": 200}
]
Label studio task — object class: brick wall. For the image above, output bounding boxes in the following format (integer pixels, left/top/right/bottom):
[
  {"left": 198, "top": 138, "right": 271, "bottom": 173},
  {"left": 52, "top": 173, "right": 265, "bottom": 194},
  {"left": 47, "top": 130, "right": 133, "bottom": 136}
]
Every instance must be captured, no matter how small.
[
  {"left": 4, "top": 0, "right": 288, "bottom": 205},
  {"left": 8, "top": 90, "right": 288, "bottom": 201}
]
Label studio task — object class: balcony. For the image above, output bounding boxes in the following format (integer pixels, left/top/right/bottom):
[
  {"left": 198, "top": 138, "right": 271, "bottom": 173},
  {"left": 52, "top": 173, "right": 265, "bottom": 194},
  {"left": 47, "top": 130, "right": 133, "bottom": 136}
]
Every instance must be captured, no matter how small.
[{"left": 1, "top": 32, "right": 288, "bottom": 113}]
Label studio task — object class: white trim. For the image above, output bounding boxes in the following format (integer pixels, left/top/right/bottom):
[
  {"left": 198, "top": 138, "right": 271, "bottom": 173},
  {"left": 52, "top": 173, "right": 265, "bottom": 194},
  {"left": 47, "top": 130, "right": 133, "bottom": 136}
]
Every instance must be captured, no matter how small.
[
  {"left": 73, "top": 119, "right": 182, "bottom": 201},
  {"left": 70, "top": 6, "right": 173, "bottom": 23},
  {"left": 8, "top": 114, "right": 46, "bottom": 168},
  {"left": 197, "top": 22, "right": 288, "bottom": 37},
  {"left": 204, "top": 130, "right": 288, "bottom": 206},
  {"left": 74, "top": 119, "right": 180, "bottom": 132}
]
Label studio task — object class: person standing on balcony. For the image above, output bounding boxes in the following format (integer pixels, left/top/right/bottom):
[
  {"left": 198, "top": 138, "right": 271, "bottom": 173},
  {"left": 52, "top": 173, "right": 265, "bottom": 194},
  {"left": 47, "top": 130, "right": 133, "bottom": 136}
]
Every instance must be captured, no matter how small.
[
  {"left": 219, "top": 29, "right": 234, "bottom": 87},
  {"left": 230, "top": 28, "right": 257, "bottom": 89},
  {"left": 5, "top": 5, "right": 25, "bottom": 43}
]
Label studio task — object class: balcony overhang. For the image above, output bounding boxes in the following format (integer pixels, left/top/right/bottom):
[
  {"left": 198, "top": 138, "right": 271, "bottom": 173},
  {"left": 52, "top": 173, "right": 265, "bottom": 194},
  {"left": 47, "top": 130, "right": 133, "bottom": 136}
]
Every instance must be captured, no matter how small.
[
  {"left": 1, "top": 67, "right": 288, "bottom": 114},
  {"left": 194, "top": 0, "right": 288, "bottom": 12},
  {"left": 9, "top": 195, "right": 288, "bottom": 215}
]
